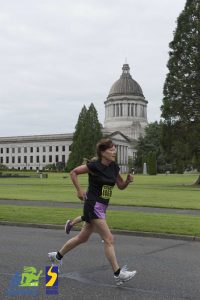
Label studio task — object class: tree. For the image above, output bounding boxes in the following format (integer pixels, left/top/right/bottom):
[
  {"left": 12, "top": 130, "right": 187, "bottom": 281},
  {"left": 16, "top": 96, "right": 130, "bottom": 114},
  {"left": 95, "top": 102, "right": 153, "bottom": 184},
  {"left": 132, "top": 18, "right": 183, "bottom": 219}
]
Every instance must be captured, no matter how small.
[
  {"left": 67, "top": 103, "right": 102, "bottom": 171},
  {"left": 147, "top": 152, "right": 157, "bottom": 175},
  {"left": 161, "top": 0, "right": 200, "bottom": 174},
  {"left": 67, "top": 105, "right": 88, "bottom": 170},
  {"left": 134, "top": 122, "right": 165, "bottom": 173},
  {"left": 83, "top": 103, "right": 103, "bottom": 159}
]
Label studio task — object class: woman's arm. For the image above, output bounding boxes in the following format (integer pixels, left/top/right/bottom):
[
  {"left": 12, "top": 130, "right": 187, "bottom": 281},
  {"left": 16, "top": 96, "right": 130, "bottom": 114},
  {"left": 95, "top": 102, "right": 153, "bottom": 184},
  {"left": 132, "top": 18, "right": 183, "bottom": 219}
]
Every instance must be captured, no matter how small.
[
  {"left": 116, "top": 173, "right": 133, "bottom": 190},
  {"left": 70, "top": 165, "right": 89, "bottom": 200}
]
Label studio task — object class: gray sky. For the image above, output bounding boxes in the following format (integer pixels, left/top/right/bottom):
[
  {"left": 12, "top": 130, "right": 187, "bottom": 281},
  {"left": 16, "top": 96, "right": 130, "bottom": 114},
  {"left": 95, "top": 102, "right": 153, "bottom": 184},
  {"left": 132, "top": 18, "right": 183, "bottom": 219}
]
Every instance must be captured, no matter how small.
[{"left": 0, "top": 0, "right": 186, "bottom": 137}]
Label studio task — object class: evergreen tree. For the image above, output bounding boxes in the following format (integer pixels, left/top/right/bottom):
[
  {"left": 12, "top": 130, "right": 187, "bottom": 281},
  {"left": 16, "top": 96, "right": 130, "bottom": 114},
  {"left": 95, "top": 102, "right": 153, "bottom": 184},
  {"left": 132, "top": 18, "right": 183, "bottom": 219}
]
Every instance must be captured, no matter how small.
[
  {"left": 67, "top": 105, "right": 88, "bottom": 170},
  {"left": 147, "top": 152, "right": 157, "bottom": 175},
  {"left": 84, "top": 103, "right": 103, "bottom": 159},
  {"left": 161, "top": 0, "right": 200, "bottom": 172},
  {"left": 67, "top": 103, "right": 102, "bottom": 171},
  {"left": 134, "top": 122, "right": 165, "bottom": 173}
]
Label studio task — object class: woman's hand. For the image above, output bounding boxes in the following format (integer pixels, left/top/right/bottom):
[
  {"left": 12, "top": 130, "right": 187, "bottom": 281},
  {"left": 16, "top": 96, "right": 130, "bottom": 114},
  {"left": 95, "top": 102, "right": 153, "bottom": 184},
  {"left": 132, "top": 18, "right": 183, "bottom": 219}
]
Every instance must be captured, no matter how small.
[
  {"left": 116, "top": 173, "right": 134, "bottom": 190},
  {"left": 125, "top": 173, "right": 134, "bottom": 184},
  {"left": 70, "top": 165, "right": 89, "bottom": 201},
  {"left": 77, "top": 189, "right": 87, "bottom": 201}
]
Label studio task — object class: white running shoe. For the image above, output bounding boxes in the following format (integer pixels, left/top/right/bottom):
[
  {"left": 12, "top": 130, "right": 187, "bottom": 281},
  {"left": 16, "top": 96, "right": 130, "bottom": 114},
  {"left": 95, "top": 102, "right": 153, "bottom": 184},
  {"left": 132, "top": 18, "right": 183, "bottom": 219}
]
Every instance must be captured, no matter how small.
[
  {"left": 114, "top": 265, "right": 137, "bottom": 286},
  {"left": 48, "top": 252, "right": 62, "bottom": 272}
]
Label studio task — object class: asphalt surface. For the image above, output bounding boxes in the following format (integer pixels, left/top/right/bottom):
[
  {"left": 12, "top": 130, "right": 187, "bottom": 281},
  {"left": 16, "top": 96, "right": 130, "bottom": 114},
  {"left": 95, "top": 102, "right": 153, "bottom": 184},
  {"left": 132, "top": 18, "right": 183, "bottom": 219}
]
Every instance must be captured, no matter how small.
[
  {"left": 1, "top": 199, "right": 200, "bottom": 215},
  {"left": 1, "top": 225, "right": 200, "bottom": 300}
]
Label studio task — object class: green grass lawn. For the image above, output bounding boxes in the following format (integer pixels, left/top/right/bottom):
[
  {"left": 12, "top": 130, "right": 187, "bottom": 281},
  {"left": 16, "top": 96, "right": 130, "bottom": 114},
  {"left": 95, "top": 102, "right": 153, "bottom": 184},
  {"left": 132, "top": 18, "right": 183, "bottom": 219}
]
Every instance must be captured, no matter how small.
[
  {"left": 1, "top": 204, "right": 200, "bottom": 237},
  {"left": 0, "top": 172, "right": 199, "bottom": 209},
  {"left": 0, "top": 172, "right": 200, "bottom": 236}
]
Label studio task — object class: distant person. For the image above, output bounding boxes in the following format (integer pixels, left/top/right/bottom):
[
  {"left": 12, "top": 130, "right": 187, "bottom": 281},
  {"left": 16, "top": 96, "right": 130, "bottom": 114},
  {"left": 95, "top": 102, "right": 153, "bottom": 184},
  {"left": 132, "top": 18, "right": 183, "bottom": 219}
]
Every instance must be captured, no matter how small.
[{"left": 48, "top": 138, "right": 137, "bottom": 286}]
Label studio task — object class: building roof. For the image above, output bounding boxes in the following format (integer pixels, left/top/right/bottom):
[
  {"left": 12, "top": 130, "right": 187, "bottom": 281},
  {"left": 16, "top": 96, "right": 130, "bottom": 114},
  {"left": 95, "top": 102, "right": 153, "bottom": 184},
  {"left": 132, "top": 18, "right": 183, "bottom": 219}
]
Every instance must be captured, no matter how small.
[
  {"left": 0, "top": 133, "right": 73, "bottom": 144},
  {"left": 108, "top": 64, "right": 143, "bottom": 97}
]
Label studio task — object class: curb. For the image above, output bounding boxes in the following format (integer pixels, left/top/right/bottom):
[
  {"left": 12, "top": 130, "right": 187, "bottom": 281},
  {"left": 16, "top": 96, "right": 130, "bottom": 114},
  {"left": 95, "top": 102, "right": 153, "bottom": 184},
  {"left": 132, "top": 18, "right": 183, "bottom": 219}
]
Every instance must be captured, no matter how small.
[
  {"left": 1, "top": 221, "right": 200, "bottom": 242},
  {"left": 112, "top": 229, "right": 200, "bottom": 242}
]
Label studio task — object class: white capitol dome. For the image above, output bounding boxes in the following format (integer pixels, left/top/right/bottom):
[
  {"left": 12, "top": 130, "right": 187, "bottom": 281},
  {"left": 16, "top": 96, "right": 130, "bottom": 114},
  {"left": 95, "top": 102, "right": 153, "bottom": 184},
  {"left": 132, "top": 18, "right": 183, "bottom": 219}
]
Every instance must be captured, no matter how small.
[{"left": 104, "top": 63, "right": 148, "bottom": 141}]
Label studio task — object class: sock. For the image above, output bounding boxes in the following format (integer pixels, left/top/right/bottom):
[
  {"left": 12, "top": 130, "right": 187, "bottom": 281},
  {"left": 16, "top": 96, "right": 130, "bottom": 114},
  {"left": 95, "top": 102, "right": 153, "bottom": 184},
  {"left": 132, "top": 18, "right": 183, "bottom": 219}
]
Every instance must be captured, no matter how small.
[
  {"left": 56, "top": 251, "right": 63, "bottom": 260},
  {"left": 114, "top": 268, "right": 121, "bottom": 276}
]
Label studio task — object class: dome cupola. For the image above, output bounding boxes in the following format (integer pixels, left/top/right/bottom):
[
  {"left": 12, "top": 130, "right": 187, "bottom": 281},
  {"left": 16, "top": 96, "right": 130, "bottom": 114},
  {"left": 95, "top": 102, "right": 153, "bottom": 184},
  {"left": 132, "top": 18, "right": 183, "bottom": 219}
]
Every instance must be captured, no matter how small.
[
  {"left": 108, "top": 64, "right": 143, "bottom": 97},
  {"left": 104, "top": 63, "right": 148, "bottom": 141}
]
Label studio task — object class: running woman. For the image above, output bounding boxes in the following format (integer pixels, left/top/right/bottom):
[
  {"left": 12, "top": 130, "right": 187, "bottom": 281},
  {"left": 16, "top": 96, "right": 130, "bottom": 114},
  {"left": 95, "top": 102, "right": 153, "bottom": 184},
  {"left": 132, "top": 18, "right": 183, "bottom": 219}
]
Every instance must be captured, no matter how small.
[{"left": 48, "top": 138, "right": 137, "bottom": 286}]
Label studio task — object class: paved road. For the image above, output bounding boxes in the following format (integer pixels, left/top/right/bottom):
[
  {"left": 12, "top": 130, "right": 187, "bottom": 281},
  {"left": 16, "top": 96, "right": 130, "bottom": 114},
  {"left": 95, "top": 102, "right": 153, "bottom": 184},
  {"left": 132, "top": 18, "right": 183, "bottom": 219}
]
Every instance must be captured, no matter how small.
[{"left": 1, "top": 225, "right": 200, "bottom": 300}]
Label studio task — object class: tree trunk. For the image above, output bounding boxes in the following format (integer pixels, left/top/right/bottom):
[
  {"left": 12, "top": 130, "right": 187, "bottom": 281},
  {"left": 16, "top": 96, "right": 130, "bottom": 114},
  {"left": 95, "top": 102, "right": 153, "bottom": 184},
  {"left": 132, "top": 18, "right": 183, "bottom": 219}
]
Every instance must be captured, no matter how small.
[{"left": 194, "top": 174, "right": 200, "bottom": 185}]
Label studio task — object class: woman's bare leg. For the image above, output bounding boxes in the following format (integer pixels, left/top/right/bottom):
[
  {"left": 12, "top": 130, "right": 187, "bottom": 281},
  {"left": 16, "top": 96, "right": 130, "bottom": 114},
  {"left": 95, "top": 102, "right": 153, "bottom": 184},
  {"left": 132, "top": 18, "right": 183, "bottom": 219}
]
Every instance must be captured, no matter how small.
[
  {"left": 60, "top": 222, "right": 93, "bottom": 256},
  {"left": 91, "top": 219, "right": 119, "bottom": 272},
  {"left": 71, "top": 216, "right": 83, "bottom": 226}
]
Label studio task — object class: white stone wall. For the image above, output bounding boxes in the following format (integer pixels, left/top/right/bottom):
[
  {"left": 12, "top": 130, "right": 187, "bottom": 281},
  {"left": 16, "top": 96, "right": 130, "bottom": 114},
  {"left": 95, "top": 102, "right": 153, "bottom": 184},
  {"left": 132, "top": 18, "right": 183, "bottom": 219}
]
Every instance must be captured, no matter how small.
[
  {"left": 116, "top": 143, "right": 129, "bottom": 173},
  {"left": 0, "top": 134, "right": 72, "bottom": 170},
  {"left": 105, "top": 98, "right": 147, "bottom": 121},
  {"left": 104, "top": 95, "right": 148, "bottom": 140},
  {"left": 0, "top": 133, "right": 130, "bottom": 173}
]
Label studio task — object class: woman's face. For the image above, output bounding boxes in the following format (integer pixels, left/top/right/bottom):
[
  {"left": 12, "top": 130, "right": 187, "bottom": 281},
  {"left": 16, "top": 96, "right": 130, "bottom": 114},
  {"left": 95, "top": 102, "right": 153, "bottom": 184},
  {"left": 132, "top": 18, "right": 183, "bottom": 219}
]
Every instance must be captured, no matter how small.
[{"left": 101, "top": 145, "right": 117, "bottom": 163}]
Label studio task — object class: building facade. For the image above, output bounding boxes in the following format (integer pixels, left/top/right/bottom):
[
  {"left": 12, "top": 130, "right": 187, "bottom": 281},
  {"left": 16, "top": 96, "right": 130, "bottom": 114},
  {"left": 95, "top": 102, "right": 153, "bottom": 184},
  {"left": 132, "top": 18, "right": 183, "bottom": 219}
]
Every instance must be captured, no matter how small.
[
  {"left": 0, "top": 132, "right": 130, "bottom": 173},
  {"left": 104, "top": 63, "right": 148, "bottom": 163},
  {"left": 0, "top": 63, "right": 148, "bottom": 172},
  {"left": 104, "top": 63, "right": 148, "bottom": 140},
  {"left": 0, "top": 134, "right": 72, "bottom": 171}
]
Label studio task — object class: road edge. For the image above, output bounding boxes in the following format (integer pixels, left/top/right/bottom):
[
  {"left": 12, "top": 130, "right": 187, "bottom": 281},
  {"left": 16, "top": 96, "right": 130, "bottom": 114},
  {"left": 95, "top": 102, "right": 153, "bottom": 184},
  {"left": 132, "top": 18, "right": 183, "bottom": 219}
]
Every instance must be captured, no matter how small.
[{"left": 0, "top": 221, "right": 200, "bottom": 242}]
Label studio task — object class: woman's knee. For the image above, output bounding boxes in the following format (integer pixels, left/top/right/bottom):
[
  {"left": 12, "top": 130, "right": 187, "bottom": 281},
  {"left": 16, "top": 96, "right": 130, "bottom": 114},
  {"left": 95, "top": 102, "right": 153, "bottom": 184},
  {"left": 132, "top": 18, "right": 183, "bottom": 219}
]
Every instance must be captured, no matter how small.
[
  {"left": 104, "top": 233, "right": 114, "bottom": 246},
  {"left": 76, "top": 232, "right": 90, "bottom": 244}
]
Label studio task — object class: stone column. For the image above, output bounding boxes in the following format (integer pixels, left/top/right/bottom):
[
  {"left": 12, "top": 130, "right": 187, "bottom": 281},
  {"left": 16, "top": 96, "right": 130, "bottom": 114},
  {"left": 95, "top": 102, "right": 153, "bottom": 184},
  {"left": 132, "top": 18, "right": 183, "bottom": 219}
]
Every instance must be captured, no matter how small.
[
  {"left": 117, "top": 145, "right": 121, "bottom": 164},
  {"left": 121, "top": 146, "right": 123, "bottom": 164},
  {"left": 122, "top": 146, "right": 124, "bottom": 164}
]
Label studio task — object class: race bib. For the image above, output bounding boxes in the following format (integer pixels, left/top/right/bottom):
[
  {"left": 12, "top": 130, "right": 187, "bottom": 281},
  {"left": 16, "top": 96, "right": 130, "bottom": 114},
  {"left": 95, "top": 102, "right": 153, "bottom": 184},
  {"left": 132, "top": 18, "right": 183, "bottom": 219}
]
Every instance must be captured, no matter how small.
[{"left": 101, "top": 185, "right": 113, "bottom": 200}]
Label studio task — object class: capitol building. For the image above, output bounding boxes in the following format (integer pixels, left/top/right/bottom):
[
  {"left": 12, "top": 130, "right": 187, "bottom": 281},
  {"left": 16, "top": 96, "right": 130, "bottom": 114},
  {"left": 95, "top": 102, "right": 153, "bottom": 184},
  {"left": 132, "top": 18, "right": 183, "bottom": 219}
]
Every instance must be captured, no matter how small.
[{"left": 0, "top": 63, "right": 148, "bottom": 173}]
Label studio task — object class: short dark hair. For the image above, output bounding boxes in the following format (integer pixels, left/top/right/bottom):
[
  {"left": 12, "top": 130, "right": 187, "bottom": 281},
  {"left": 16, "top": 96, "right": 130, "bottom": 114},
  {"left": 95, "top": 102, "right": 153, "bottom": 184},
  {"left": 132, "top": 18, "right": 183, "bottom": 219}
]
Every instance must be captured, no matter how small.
[{"left": 96, "top": 138, "right": 115, "bottom": 160}]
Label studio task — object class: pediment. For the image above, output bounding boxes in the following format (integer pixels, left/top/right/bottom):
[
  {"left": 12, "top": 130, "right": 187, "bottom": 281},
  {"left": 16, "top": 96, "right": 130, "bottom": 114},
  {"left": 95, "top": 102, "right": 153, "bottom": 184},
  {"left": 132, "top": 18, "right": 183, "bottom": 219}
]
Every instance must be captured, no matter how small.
[{"left": 105, "top": 131, "right": 130, "bottom": 142}]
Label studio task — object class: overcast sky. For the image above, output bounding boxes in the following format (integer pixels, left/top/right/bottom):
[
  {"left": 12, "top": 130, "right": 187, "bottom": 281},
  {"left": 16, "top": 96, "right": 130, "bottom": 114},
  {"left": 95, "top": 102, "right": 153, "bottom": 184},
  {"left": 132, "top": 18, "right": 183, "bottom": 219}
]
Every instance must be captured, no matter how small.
[{"left": 0, "top": 0, "right": 186, "bottom": 137}]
